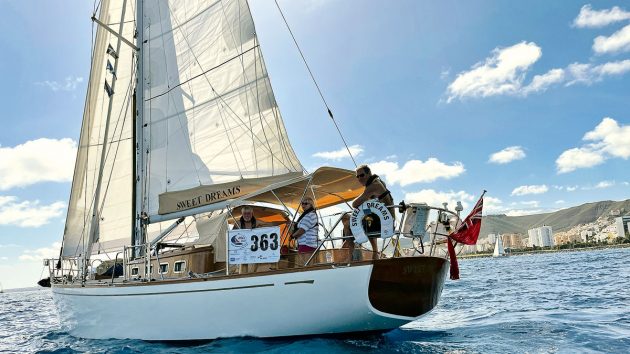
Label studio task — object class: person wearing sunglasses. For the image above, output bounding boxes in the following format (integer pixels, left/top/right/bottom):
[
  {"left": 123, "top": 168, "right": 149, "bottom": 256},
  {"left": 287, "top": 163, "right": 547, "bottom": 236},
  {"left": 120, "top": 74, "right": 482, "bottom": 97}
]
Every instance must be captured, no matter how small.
[
  {"left": 290, "top": 198, "right": 319, "bottom": 254},
  {"left": 351, "top": 164, "right": 396, "bottom": 257}
]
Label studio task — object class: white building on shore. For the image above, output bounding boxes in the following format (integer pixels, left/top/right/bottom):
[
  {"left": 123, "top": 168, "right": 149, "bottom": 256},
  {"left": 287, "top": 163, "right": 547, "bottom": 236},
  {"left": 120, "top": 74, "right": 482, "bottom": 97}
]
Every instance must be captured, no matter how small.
[
  {"left": 615, "top": 216, "right": 630, "bottom": 239},
  {"left": 527, "top": 225, "right": 554, "bottom": 247}
]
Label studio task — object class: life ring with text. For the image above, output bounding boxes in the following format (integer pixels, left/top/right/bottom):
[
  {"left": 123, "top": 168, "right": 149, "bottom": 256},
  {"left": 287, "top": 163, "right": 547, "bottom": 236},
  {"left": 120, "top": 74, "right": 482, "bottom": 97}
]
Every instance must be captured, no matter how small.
[{"left": 349, "top": 200, "right": 394, "bottom": 244}]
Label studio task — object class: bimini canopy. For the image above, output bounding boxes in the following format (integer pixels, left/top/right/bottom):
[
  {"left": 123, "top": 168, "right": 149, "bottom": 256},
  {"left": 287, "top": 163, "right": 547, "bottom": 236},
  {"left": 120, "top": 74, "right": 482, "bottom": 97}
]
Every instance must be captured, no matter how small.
[{"left": 245, "top": 167, "right": 363, "bottom": 210}]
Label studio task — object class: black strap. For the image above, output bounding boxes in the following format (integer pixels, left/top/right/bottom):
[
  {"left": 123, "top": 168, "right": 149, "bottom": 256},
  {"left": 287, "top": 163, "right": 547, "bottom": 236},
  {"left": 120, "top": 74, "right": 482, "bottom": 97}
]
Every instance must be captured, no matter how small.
[
  {"left": 296, "top": 207, "right": 315, "bottom": 224},
  {"left": 377, "top": 190, "right": 391, "bottom": 201}
]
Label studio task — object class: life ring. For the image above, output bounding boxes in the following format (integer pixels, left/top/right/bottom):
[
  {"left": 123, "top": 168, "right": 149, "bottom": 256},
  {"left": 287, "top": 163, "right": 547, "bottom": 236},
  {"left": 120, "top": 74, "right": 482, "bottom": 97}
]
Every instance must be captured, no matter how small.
[{"left": 349, "top": 200, "right": 394, "bottom": 244}]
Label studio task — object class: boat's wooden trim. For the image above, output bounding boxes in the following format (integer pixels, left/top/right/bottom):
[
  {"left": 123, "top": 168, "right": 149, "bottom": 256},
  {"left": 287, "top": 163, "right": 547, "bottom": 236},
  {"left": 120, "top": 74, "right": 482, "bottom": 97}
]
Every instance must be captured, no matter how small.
[
  {"left": 54, "top": 252, "right": 447, "bottom": 291},
  {"left": 367, "top": 256, "right": 448, "bottom": 317}
]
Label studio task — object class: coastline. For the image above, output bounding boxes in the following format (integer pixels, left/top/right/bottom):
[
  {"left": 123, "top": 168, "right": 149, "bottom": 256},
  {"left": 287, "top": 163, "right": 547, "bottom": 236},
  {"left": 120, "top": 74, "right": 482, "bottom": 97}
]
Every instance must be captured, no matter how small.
[{"left": 458, "top": 243, "right": 630, "bottom": 259}]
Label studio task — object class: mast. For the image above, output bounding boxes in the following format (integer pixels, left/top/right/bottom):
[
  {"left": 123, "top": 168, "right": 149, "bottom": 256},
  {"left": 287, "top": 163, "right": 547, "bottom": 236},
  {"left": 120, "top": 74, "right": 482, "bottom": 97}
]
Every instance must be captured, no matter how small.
[{"left": 133, "top": 0, "right": 146, "bottom": 257}]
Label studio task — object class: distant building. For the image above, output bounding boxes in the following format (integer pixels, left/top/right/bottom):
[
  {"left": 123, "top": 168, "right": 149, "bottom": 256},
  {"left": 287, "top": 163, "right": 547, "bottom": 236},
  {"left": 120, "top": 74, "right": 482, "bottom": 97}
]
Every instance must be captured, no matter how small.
[
  {"left": 527, "top": 225, "right": 554, "bottom": 247},
  {"left": 502, "top": 233, "right": 524, "bottom": 248},
  {"left": 615, "top": 216, "right": 630, "bottom": 239}
]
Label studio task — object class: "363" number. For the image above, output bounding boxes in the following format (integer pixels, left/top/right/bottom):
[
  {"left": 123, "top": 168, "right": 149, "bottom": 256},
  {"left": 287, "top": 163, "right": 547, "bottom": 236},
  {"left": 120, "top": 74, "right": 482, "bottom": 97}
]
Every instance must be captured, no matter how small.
[{"left": 250, "top": 233, "right": 279, "bottom": 252}]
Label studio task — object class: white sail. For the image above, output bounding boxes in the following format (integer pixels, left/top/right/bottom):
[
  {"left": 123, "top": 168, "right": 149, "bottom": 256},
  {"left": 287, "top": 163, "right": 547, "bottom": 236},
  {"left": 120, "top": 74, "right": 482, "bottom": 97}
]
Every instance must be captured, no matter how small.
[
  {"left": 62, "top": 0, "right": 136, "bottom": 257},
  {"left": 139, "top": 0, "right": 303, "bottom": 218},
  {"left": 493, "top": 235, "right": 505, "bottom": 257}
]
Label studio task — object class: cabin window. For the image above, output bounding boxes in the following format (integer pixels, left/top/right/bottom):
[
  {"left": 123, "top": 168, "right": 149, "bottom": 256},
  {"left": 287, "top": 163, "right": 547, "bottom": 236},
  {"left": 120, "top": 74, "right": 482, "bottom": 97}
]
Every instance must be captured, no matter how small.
[
  {"left": 174, "top": 261, "right": 186, "bottom": 273},
  {"left": 131, "top": 267, "right": 139, "bottom": 276},
  {"left": 149, "top": 265, "right": 154, "bottom": 274},
  {"left": 158, "top": 263, "right": 169, "bottom": 274}
]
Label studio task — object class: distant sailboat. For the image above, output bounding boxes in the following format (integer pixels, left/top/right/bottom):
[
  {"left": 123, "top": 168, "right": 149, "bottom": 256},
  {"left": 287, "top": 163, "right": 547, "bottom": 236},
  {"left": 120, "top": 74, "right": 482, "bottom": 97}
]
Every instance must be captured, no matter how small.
[{"left": 493, "top": 234, "right": 506, "bottom": 257}]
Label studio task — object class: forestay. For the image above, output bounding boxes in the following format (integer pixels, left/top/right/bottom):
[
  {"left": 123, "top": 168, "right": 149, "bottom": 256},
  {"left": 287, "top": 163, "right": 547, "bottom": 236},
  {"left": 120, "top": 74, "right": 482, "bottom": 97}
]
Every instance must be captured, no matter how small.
[{"left": 140, "top": 0, "right": 303, "bottom": 218}]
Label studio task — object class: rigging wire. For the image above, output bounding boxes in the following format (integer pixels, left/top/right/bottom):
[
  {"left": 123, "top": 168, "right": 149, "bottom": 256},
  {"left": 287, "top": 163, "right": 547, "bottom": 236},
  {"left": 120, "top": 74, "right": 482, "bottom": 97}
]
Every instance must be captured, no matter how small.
[{"left": 273, "top": 0, "right": 357, "bottom": 168}]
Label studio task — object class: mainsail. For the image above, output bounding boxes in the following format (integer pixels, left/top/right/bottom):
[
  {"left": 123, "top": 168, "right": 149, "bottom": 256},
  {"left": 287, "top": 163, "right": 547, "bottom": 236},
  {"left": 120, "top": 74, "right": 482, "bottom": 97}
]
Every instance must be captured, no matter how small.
[
  {"left": 140, "top": 0, "right": 303, "bottom": 218},
  {"left": 62, "top": 0, "right": 304, "bottom": 257}
]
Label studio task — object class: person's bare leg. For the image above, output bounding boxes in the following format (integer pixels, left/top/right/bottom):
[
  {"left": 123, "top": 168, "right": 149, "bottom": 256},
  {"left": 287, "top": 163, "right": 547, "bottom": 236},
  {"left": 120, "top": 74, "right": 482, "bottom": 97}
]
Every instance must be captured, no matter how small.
[{"left": 369, "top": 238, "right": 379, "bottom": 259}]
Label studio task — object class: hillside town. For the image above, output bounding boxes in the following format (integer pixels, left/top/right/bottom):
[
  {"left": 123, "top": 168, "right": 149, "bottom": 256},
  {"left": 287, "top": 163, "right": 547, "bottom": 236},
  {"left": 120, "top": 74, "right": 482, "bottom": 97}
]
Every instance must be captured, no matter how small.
[{"left": 460, "top": 210, "right": 630, "bottom": 255}]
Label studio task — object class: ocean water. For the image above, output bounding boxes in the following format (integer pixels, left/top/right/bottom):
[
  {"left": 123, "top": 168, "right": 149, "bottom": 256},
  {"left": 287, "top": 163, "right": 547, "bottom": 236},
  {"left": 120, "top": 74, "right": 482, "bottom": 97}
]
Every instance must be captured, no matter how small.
[{"left": 1, "top": 248, "right": 628, "bottom": 353}]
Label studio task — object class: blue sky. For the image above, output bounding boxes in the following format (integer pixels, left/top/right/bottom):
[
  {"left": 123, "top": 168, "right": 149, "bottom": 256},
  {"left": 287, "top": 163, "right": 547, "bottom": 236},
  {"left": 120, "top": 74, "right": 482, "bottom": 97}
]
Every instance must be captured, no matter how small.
[{"left": 1, "top": 1, "right": 629, "bottom": 288}]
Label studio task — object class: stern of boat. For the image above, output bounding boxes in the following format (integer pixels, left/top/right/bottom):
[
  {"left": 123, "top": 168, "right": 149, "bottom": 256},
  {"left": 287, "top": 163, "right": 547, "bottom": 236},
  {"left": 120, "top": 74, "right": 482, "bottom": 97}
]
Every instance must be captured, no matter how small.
[{"left": 367, "top": 256, "right": 449, "bottom": 319}]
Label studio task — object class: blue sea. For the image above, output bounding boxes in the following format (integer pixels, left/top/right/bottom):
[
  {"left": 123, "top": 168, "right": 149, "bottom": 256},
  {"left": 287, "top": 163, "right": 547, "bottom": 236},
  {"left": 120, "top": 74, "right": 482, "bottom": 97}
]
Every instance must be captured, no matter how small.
[{"left": 1, "top": 248, "right": 628, "bottom": 353}]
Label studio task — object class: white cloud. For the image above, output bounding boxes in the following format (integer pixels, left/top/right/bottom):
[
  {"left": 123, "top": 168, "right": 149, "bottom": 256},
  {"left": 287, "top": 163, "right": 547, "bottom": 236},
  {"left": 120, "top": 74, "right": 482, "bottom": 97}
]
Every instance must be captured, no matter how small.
[
  {"left": 0, "top": 243, "right": 20, "bottom": 248},
  {"left": 566, "top": 185, "right": 578, "bottom": 192},
  {"left": 35, "top": 76, "right": 84, "bottom": 92},
  {"left": 520, "top": 200, "right": 540, "bottom": 207},
  {"left": 593, "top": 24, "right": 630, "bottom": 54},
  {"left": 313, "top": 144, "right": 363, "bottom": 161},
  {"left": 505, "top": 209, "right": 546, "bottom": 217},
  {"left": 583, "top": 117, "right": 630, "bottom": 158},
  {"left": 522, "top": 68, "right": 565, "bottom": 94},
  {"left": 483, "top": 196, "right": 505, "bottom": 214},
  {"left": 556, "top": 117, "right": 630, "bottom": 173},
  {"left": 556, "top": 146, "right": 606, "bottom": 173},
  {"left": 573, "top": 4, "right": 630, "bottom": 28},
  {"left": 566, "top": 60, "right": 630, "bottom": 85},
  {"left": 511, "top": 184, "right": 548, "bottom": 196},
  {"left": 0, "top": 138, "right": 77, "bottom": 190},
  {"left": 404, "top": 189, "right": 474, "bottom": 210},
  {"left": 440, "top": 68, "right": 451, "bottom": 80},
  {"left": 488, "top": 146, "right": 526, "bottom": 164},
  {"left": 555, "top": 200, "right": 566, "bottom": 204},
  {"left": 623, "top": 181, "right": 630, "bottom": 186},
  {"left": 446, "top": 41, "right": 542, "bottom": 102},
  {"left": 595, "top": 180, "right": 615, "bottom": 189},
  {"left": 371, "top": 158, "right": 465, "bottom": 186},
  {"left": 0, "top": 197, "right": 66, "bottom": 227},
  {"left": 19, "top": 242, "right": 62, "bottom": 262}
]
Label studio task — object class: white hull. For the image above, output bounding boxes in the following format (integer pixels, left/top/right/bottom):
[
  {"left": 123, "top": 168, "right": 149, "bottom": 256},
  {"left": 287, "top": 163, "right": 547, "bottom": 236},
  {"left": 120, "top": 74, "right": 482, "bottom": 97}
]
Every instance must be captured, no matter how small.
[{"left": 53, "top": 263, "right": 432, "bottom": 340}]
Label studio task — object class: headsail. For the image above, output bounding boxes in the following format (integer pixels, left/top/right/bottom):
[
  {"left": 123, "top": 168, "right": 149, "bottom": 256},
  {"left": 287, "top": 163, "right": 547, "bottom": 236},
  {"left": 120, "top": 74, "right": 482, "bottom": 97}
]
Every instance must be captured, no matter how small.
[
  {"left": 139, "top": 0, "right": 303, "bottom": 218},
  {"left": 62, "top": 0, "right": 136, "bottom": 257}
]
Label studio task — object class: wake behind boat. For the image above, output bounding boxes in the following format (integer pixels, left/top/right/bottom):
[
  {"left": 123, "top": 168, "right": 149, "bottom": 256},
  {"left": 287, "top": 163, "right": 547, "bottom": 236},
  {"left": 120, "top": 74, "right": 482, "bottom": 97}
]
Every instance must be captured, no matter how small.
[{"left": 43, "top": 0, "right": 484, "bottom": 340}]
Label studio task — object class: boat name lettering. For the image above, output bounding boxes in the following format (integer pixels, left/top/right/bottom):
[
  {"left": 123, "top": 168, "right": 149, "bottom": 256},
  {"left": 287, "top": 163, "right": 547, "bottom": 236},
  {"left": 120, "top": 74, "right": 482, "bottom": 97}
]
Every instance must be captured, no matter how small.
[
  {"left": 403, "top": 264, "right": 426, "bottom": 274},
  {"left": 175, "top": 186, "right": 242, "bottom": 210}
]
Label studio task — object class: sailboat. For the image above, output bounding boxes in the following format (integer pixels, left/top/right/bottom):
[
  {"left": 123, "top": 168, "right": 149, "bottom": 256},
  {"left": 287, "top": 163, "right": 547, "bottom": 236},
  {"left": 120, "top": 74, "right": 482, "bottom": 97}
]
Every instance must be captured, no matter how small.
[
  {"left": 44, "top": 0, "right": 472, "bottom": 340},
  {"left": 493, "top": 234, "right": 506, "bottom": 257}
]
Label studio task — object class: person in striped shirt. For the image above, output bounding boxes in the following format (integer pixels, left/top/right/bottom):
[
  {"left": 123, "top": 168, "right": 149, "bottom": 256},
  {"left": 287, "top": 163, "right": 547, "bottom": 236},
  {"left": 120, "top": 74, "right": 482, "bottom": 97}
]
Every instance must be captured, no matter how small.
[{"left": 290, "top": 197, "right": 319, "bottom": 254}]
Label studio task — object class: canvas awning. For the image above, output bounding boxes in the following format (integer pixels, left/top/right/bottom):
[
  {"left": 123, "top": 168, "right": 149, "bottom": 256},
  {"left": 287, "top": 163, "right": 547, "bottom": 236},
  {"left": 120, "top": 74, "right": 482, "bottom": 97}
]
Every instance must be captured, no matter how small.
[{"left": 245, "top": 167, "right": 363, "bottom": 210}]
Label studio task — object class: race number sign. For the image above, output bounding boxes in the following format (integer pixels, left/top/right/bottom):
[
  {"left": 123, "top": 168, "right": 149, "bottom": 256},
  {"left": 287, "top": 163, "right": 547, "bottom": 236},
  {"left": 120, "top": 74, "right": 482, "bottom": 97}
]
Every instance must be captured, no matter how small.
[
  {"left": 350, "top": 200, "right": 395, "bottom": 244},
  {"left": 228, "top": 226, "right": 281, "bottom": 264}
]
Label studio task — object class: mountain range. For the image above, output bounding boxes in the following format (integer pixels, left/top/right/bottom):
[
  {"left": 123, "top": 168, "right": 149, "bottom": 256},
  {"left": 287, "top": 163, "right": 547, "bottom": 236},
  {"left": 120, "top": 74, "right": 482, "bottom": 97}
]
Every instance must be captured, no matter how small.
[{"left": 480, "top": 199, "right": 630, "bottom": 236}]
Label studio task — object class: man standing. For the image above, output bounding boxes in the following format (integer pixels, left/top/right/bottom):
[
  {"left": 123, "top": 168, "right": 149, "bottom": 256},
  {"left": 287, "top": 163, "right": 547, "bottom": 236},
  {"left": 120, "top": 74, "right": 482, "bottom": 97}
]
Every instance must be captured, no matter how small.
[{"left": 352, "top": 165, "right": 396, "bottom": 257}]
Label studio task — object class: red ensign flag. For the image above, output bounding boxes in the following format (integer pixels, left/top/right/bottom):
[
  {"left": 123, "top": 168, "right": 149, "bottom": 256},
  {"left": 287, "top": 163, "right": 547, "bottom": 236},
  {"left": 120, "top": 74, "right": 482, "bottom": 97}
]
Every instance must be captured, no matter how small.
[
  {"left": 447, "top": 191, "right": 485, "bottom": 280},
  {"left": 450, "top": 191, "right": 486, "bottom": 245}
]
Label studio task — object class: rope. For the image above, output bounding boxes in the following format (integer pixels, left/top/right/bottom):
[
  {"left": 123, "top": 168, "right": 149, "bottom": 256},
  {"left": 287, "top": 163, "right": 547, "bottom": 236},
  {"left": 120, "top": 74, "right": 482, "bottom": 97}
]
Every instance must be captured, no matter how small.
[{"left": 274, "top": 0, "right": 357, "bottom": 167}]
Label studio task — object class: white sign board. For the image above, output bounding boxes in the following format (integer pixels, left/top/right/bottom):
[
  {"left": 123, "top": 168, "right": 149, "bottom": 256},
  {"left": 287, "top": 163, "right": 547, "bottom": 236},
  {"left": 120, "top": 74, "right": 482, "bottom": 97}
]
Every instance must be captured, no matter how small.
[{"left": 228, "top": 226, "right": 281, "bottom": 265}]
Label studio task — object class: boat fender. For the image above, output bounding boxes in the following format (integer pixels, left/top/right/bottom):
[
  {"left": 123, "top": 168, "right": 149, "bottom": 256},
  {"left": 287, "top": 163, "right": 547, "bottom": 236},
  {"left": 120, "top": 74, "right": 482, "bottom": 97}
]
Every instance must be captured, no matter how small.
[
  {"left": 350, "top": 200, "right": 394, "bottom": 244},
  {"left": 38, "top": 277, "right": 51, "bottom": 288}
]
